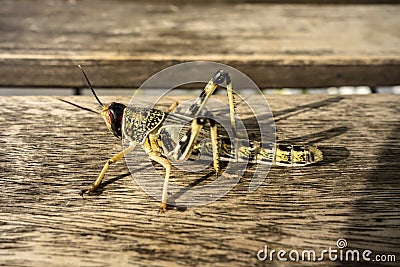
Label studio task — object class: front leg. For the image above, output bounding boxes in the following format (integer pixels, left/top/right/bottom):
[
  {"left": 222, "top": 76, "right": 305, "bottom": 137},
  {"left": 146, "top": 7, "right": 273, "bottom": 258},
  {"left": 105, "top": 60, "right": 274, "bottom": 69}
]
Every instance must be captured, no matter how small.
[{"left": 81, "top": 143, "right": 136, "bottom": 195}]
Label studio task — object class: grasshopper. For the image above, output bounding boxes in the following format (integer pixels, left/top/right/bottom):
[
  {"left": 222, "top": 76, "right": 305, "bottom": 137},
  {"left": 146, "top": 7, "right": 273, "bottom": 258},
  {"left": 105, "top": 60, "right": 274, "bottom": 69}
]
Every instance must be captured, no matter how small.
[{"left": 62, "top": 65, "right": 322, "bottom": 213}]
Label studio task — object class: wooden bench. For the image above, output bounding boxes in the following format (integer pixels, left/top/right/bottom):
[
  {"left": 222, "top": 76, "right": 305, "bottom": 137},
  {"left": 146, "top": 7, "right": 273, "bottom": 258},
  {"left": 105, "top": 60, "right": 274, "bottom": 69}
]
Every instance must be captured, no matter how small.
[
  {"left": 0, "top": 1, "right": 399, "bottom": 266},
  {"left": 1, "top": 0, "right": 399, "bottom": 88}
]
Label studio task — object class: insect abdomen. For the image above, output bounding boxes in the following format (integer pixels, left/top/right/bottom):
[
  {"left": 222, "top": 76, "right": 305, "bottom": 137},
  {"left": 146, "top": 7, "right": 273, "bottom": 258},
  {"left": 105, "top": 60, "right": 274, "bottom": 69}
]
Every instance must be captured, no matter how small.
[
  {"left": 273, "top": 144, "right": 322, "bottom": 166},
  {"left": 194, "top": 138, "right": 322, "bottom": 166}
]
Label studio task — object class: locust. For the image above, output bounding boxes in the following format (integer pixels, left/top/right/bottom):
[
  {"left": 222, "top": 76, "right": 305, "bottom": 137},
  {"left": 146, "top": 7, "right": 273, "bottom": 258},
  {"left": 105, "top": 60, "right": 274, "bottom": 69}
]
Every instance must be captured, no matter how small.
[{"left": 62, "top": 65, "right": 322, "bottom": 213}]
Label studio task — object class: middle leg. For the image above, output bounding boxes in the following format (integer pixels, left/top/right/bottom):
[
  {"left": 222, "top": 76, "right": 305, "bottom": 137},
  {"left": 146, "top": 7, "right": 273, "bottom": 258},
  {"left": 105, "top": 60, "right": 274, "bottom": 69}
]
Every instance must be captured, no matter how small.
[{"left": 144, "top": 133, "right": 172, "bottom": 213}]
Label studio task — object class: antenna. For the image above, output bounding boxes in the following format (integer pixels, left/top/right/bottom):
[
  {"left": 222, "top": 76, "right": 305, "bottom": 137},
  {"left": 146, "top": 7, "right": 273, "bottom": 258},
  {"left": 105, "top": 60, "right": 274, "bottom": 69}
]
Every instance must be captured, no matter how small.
[
  {"left": 77, "top": 65, "right": 104, "bottom": 107},
  {"left": 58, "top": 98, "right": 99, "bottom": 114}
]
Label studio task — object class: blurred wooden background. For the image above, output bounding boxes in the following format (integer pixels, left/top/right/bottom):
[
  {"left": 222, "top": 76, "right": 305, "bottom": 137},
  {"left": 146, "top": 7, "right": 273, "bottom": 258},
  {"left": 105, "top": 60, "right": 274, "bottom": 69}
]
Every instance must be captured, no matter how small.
[{"left": 0, "top": 0, "right": 399, "bottom": 89}]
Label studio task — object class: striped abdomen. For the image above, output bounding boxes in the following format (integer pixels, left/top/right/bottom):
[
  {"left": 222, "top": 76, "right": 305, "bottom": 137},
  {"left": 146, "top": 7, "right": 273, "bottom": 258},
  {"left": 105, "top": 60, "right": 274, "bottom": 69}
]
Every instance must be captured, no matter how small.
[{"left": 192, "top": 137, "right": 323, "bottom": 166}]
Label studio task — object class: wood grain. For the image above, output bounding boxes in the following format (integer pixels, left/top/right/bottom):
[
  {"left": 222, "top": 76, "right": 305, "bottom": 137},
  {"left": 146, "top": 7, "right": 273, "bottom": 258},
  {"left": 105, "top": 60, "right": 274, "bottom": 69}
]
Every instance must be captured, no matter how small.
[
  {"left": 0, "top": 0, "right": 400, "bottom": 88},
  {"left": 0, "top": 95, "right": 398, "bottom": 266}
]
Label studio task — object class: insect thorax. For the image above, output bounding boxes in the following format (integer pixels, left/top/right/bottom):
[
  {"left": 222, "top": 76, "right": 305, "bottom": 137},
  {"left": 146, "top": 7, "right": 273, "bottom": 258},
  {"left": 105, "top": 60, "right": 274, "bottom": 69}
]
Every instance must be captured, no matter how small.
[{"left": 122, "top": 107, "right": 166, "bottom": 144}]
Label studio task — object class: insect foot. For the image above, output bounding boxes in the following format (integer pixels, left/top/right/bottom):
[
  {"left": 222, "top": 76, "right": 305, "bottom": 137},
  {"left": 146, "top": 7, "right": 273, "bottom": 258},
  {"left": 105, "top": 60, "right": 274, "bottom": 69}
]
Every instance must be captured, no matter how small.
[
  {"left": 158, "top": 202, "right": 167, "bottom": 214},
  {"left": 80, "top": 189, "right": 88, "bottom": 197},
  {"left": 80, "top": 185, "right": 96, "bottom": 197}
]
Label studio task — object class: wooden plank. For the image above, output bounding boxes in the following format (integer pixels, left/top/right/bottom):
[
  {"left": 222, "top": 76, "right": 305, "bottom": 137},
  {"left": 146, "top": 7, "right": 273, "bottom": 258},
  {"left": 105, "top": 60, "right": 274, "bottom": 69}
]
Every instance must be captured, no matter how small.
[
  {"left": 159, "top": 0, "right": 400, "bottom": 3},
  {"left": 0, "top": 1, "right": 399, "bottom": 88},
  {"left": 0, "top": 95, "right": 399, "bottom": 266}
]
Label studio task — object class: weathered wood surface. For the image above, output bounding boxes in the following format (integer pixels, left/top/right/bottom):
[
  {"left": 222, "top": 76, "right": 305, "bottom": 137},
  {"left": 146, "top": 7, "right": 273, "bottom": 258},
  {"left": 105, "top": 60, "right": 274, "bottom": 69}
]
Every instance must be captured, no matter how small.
[
  {"left": 1, "top": 0, "right": 400, "bottom": 88},
  {"left": 0, "top": 95, "right": 399, "bottom": 266}
]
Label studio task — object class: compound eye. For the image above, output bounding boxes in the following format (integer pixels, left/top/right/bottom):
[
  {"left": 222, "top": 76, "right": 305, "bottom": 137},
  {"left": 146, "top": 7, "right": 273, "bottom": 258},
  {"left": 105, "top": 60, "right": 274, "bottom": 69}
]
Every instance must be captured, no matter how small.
[{"left": 105, "top": 110, "right": 114, "bottom": 125}]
